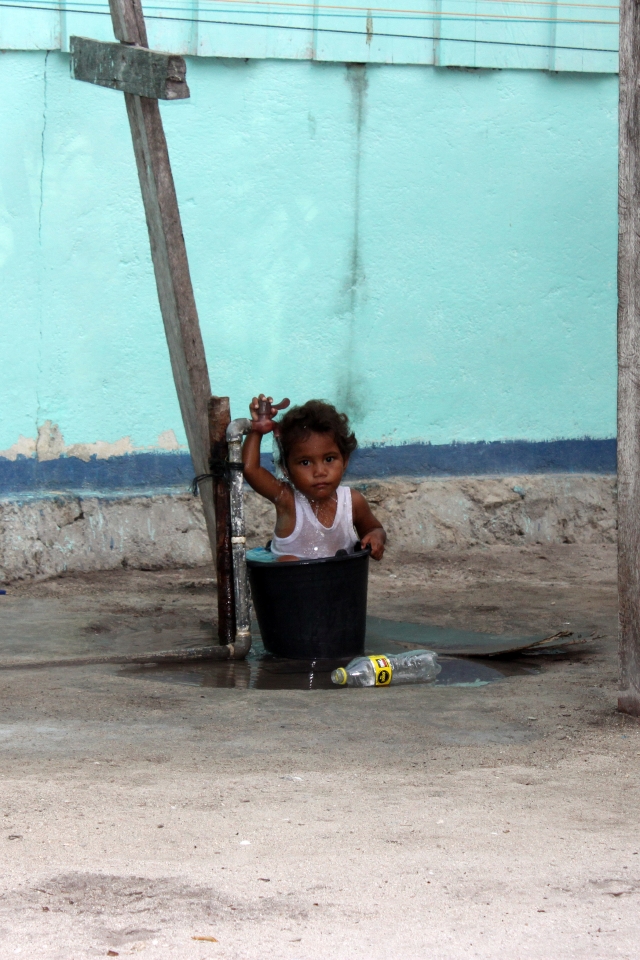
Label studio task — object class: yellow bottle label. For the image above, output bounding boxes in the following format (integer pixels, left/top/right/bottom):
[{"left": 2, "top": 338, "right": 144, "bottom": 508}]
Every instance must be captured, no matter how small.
[{"left": 369, "top": 655, "right": 393, "bottom": 686}]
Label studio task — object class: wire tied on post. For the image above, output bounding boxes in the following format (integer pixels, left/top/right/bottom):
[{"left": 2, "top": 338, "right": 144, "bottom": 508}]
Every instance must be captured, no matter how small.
[{"left": 191, "top": 457, "right": 244, "bottom": 496}]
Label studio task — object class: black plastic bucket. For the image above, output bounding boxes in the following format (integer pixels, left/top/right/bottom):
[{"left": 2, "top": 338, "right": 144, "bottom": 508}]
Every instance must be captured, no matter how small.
[{"left": 247, "top": 547, "right": 370, "bottom": 660}]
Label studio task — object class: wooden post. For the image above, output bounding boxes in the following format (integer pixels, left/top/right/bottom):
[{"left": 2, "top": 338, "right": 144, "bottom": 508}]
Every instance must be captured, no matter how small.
[
  {"left": 77, "top": 0, "right": 218, "bottom": 563},
  {"left": 208, "top": 397, "right": 235, "bottom": 644},
  {"left": 617, "top": 0, "right": 640, "bottom": 715}
]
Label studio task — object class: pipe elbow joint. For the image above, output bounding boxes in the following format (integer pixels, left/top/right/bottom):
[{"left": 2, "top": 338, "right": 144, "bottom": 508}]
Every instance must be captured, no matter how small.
[
  {"left": 228, "top": 630, "right": 252, "bottom": 660},
  {"left": 226, "top": 418, "right": 253, "bottom": 444}
]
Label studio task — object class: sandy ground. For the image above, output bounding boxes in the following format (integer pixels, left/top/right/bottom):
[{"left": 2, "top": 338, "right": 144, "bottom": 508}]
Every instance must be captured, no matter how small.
[{"left": 0, "top": 543, "right": 638, "bottom": 960}]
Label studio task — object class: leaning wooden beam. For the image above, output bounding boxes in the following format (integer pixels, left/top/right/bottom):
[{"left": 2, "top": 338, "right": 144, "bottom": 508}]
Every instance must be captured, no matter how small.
[
  {"left": 617, "top": 0, "right": 640, "bottom": 715},
  {"left": 70, "top": 0, "right": 218, "bottom": 564},
  {"left": 109, "top": 0, "right": 147, "bottom": 46},
  {"left": 71, "top": 37, "right": 189, "bottom": 100},
  {"left": 123, "top": 93, "right": 218, "bottom": 554}
]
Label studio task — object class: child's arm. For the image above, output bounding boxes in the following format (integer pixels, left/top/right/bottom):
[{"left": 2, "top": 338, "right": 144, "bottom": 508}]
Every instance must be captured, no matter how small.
[
  {"left": 242, "top": 395, "right": 290, "bottom": 504},
  {"left": 351, "top": 489, "right": 386, "bottom": 560}
]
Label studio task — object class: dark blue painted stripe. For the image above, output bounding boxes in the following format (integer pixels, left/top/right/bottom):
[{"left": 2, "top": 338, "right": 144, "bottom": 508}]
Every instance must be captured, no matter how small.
[
  {"left": 0, "top": 451, "right": 195, "bottom": 496},
  {"left": 347, "top": 437, "right": 617, "bottom": 478},
  {"left": 0, "top": 437, "right": 617, "bottom": 497}
]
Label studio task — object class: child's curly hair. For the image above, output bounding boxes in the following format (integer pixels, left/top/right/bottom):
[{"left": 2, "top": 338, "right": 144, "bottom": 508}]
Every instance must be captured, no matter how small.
[{"left": 277, "top": 400, "right": 357, "bottom": 467}]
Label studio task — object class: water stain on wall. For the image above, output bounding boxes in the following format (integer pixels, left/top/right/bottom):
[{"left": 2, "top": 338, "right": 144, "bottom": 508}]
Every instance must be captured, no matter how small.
[
  {"left": 336, "top": 64, "right": 369, "bottom": 425},
  {"left": 307, "top": 111, "right": 317, "bottom": 138},
  {"left": 366, "top": 11, "right": 374, "bottom": 45}
]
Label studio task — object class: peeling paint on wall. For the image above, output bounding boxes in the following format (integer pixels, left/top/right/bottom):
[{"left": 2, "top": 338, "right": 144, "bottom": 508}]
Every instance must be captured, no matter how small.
[
  {"left": 0, "top": 437, "right": 37, "bottom": 461},
  {"left": 0, "top": 423, "right": 184, "bottom": 463},
  {"left": 156, "top": 430, "right": 181, "bottom": 452}
]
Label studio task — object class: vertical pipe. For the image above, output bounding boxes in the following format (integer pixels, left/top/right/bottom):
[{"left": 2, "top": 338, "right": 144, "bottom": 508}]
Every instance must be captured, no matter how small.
[
  {"left": 208, "top": 397, "right": 235, "bottom": 645},
  {"left": 226, "top": 418, "right": 253, "bottom": 658}
]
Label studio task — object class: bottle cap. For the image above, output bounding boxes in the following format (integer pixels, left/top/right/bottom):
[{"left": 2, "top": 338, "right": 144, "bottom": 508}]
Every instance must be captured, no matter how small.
[{"left": 331, "top": 667, "right": 348, "bottom": 686}]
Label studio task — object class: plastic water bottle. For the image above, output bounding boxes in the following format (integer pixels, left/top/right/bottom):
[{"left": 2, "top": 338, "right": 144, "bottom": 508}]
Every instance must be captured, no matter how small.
[{"left": 331, "top": 650, "right": 440, "bottom": 687}]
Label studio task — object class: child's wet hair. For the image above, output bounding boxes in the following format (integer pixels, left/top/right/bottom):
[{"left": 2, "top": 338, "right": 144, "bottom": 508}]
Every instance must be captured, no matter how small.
[{"left": 278, "top": 400, "right": 357, "bottom": 467}]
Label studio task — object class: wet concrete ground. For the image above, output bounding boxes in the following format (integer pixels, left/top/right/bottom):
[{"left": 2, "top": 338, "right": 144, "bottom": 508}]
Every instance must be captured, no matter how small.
[
  {"left": 121, "top": 648, "right": 537, "bottom": 692},
  {"left": 0, "top": 543, "right": 637, "bottom": 959}
]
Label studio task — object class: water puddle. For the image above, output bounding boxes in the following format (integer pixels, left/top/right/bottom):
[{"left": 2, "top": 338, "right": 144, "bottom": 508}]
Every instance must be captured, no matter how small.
[{"left": 121, "top": 635, "right": 538, "bottom": 690}]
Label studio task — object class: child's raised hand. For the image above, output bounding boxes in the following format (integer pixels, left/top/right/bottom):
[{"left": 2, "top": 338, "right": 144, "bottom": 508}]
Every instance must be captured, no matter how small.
[{"left": 249, "top": 394, "right": 290, "bottom": 435}]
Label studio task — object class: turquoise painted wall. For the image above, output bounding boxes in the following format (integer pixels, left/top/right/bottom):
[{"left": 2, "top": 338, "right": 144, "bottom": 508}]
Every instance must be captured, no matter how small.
[{"left": 0, "top": 52, "right": 617, "bottom": 457}]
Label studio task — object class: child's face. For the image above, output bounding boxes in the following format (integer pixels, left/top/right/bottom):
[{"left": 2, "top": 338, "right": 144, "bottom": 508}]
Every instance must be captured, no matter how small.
[{"left": 286, "top": 431, "right": 347, "bottom": 501}]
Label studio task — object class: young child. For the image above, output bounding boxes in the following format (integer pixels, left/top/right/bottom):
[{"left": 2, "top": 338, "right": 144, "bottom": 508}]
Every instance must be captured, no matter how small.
[{"left": 242, "top": 395, "right": 386, "bottom": 562}]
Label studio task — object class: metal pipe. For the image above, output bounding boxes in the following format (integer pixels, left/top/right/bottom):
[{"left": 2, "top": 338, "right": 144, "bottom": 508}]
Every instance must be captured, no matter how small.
[
  {"left": 0, "top": 642, "right": 240, "bottom": 670},
  {"left": 226, "top": 417, "right": 253, "bottom": 659}
]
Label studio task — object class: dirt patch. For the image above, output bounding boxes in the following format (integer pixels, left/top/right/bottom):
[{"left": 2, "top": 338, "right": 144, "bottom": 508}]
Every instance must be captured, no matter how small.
[{"left": 0, "top": 542, "right": 636, "bottom": 960}]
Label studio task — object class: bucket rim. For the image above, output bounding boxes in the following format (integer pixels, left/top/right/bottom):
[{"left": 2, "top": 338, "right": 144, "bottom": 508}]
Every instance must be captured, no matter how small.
[{"left": 246, "top": 544, "right": 371, "bottom": 569}]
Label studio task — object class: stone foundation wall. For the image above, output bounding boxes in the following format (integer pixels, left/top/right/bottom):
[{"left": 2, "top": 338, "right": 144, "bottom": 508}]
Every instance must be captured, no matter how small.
[{"left": 0, "top": 474, "right": 617, "bottom": 581}]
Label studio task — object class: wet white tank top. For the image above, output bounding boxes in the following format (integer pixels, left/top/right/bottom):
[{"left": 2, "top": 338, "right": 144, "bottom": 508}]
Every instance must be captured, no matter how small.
[{"left": 271, "top": 485, "right": 358, "bottom": 560}]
